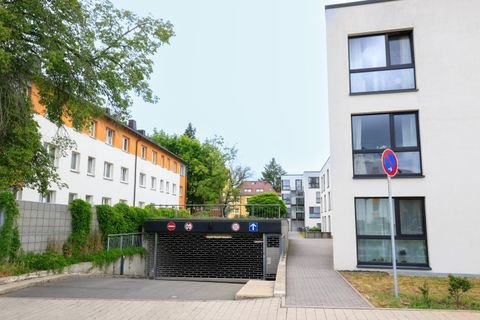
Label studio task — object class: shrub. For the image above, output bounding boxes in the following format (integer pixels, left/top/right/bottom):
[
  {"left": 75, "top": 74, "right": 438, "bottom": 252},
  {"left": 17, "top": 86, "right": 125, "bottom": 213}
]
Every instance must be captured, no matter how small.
[
  {"left": 16, "top": 251, "right": 69, "bottom": 273},
  {"left": 245, "top": 192, "right": 287, "bottom": 217},
  {"left": 448, "top": 274, "right": 473, "bottom": 309},
  {"left": 65, "top": 199, "right": 92, "bottom": 256},
  {"left": 0, "top": 192, "right": 21, "bottom": 263},
  {"left": 418, "top": 281, "right": 432, "bottom": 308}
]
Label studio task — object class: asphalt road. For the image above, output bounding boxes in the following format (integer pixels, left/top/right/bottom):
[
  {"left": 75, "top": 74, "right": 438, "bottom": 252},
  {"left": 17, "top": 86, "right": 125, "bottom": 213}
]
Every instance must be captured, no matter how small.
[{"left": 4, "top": 276, "right": 244, "bottom": 300}]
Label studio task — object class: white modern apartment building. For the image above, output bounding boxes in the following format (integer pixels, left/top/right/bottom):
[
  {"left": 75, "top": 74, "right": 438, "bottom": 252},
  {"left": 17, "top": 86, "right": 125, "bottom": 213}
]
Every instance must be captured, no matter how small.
[
  {"left": 326, "top": 0, "right": 480, "bottom": 274},
  {"left": 19, "top": 86, "right": 187, "bottom": 207},
  {"left": 281, "top": 161, "right": 332, "bottom": 230}
]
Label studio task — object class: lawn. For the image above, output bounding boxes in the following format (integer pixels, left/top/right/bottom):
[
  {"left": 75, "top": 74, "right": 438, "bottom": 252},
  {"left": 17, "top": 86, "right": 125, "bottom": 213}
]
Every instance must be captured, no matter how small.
[{"left": 341, "top": 271, "right": 480, "bottom": 310}]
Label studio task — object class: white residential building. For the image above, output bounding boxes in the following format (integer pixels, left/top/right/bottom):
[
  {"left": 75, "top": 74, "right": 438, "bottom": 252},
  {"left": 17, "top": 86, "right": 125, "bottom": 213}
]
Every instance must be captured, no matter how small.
[
  {"left": 19, "top": 86, "right": 187, "bottom": 207},
  {"left": 326, "top": 0, "right": 480, "bottom": 274}
]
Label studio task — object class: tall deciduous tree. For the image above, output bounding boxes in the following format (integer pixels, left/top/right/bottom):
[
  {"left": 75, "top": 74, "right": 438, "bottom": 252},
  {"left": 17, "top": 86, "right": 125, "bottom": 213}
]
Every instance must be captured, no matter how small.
[
  {"left": 222, "top": 164, "right": 252, "bottom": 205},
  {"left": 0, "top": 0, "right": 174, "bottom": 193},
  {"left": 151, "top": 130, "right": 233, "bottom": 204},
  {"left": 261, "top": 158, "right": 287, "bottom": 192}
]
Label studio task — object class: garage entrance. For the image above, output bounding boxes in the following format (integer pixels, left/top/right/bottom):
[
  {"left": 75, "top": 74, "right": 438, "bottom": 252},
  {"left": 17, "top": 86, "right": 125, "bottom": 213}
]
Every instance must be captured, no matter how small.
[{"left": 144, "top": 219, "right": 287, "bottom": 281}]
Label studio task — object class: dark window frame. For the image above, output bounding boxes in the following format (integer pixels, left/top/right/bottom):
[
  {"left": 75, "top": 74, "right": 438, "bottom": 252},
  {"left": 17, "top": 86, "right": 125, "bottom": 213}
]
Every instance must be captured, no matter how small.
[
  {"left": 351, "top": 111, "right": 423, "bottom": 178},
  {"left": 354, "top": 196, "right": 430, "bottom": 269},
  {"left": 348, "top": 30, "right": 417, "bottom": 95},
  {"left": 308, "top": 177, "right": 320, "bottom": 189}
]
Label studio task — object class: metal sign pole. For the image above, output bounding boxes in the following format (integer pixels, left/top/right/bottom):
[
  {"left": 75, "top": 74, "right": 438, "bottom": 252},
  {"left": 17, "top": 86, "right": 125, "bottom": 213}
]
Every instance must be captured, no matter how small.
[{"left": 387, "top": 175, "right": 399, "bottom": 298}]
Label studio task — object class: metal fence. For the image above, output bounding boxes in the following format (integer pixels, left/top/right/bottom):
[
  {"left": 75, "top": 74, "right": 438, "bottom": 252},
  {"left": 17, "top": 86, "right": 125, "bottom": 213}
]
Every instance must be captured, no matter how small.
[
  {"left": 106, "top": 232, "right": 143, "bottom": 251},
  {"left": 154, "top": 204, "right": 283, "bottom": 219}
]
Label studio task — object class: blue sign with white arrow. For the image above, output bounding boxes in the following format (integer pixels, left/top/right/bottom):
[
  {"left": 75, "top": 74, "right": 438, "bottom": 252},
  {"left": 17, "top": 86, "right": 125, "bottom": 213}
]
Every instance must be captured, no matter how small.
[{"left": 249, "top": 222, "right": 258, "bottom": 232}]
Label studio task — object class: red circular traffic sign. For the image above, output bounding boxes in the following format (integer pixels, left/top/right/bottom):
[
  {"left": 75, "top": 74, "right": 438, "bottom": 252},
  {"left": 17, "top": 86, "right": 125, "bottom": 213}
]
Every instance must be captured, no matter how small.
[
  {"left": 382, "top": 149, "right": 399, "bottom": 177},
  {"left": 166, "top": 221, "right": 176, "bottom": 232},
  {"left": 184, "top": 222, "right": 193, "bottom": 232}
]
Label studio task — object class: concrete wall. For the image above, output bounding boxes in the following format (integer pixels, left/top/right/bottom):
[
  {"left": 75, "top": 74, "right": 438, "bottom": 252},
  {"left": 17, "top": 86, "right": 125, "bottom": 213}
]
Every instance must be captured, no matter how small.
[
  {"left": 326, "top": 0, "right": 480, "bottom": 274},
  {"left": 17, "top": 200, "right": 99, "bottom": 253}
]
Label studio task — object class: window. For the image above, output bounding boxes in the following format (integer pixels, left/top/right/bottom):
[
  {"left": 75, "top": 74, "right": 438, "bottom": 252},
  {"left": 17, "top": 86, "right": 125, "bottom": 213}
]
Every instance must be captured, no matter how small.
[
  {"left": 316, "top": 192, "right": 321, "bottom": 204},
  {"left": 244, "top": 188, "right": 252, "bottom": 193},
  {"left": 106, "top": 128, "right": 114, "bottom": 145},
  {"left": 102, "top": 197, "right": 112, "bottom": 205},
  {"left": 103, "top": 162, "right": 113, "bottom": 180},
  {"left": 352, "top": 112, "right": 421, "bottom": 177},
  {"left": 40, "top": 191, "right": 56, "bottom": 203},
  {"left": 138, "top": 201, "right": 145, "bottom": 208},
  {"left": 255, "top": 188, "right": 264, "bottom": 192},
  {"left": 161, "top": 155, "right": 165, "bottom": 167},
  {"left": 282, "top": 180, "right": 290, "bottom": 191},
  {"left": 89, "top": 122, "right": 96, "bottom": 138},
  {"left": 309, "top": 207, "right": 320, "bottom": 219},
  {"left": 349, "top": 31, "right": 415, "bottom": 94},
  {"left": 180, "top": 164, "right": 186, "bottom": 176},
  {"left": 87, "top": 157, "right": 95, "bottom": 176},
  {"left": 70, "top": 152, "right": 80, "bottom": 172},
  {"left": 355, "top": 197, "right": 428, "bottom": 267},
  {"left": 120, "top": 167, "right": 129, "bottom": 183},
  {"left": 68, "top": 193, "right": 78, "bottom": 203},
  {"left": 44, "top": 143, "right": 59, "bottom": 167},
  {"left": 140, "top": 145, "right": 147, "bottom": 160},
  {"left": 152, "top": 151, "right": 157, "bottom": 164},
  {"left": 139, "top": 173, "right": 146, "bottom": 188},
  {"left": 166, "top": 181, "right": 170, "bottom": 194},
  {"left": 328, "top": 192, "right": 331, "bottom": 210},
  {"left": 173, "top": 161, "right": 178, "bottom": 173},
  {"left": 151, "top": 177, "right": 157, "bottom": 190},
  {"left": 85, "top": 195, "right": 93, "bottom": 204},
  {"left": 180, "top": 186, "right": 184, "bottom": 197},
  {"left": 160, "top": 179, "right": 164, "bottom": 192},
  {"left": 172, "top": 183, "right": 177, "bottom": 195},
  {"left": 327, "top": 169, "right": 330, "bottom": 188},
  {"left": 119, "top": 199, "right": 128, "bottom": 204},
  {"left": 282, "top": 193, "right": 291, "bottom": 205},
  {"left": 122, "top": 136, "right": 129, "bottom": 152},
  {"left": 308, "top": 177, "right": 319, "bottom": 188},
  {"left": 167, "top": 158, "right": 171, "bottom": 170},
  {"left": 295, "top": 179, "right": 303, "bottom": 191},
  {"left": 15, "top": 190, "right": 22, "bottom": 201}
]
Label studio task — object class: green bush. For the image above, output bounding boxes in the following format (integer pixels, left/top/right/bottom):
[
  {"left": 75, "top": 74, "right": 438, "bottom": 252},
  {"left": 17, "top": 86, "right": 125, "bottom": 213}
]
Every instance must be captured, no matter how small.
[
  {"left": 245, "top": 192, "right": 287, "bottom": 217},
  {"left": 16, "top": 251, "right": 69, "bottom": 273},
  {"left": 0, "top": 192, "right": 21, "bottom": 263},
  {"left": 448, "top": 274, "right": 473, "bottom": 308},
  {"left": 65, "top": 199, "right": 92, "bottom": 256}
]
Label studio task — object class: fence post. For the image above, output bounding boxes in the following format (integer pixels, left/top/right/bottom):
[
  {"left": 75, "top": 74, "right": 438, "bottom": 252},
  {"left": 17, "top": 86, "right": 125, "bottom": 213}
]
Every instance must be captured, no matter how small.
[
  {"left": 120, "top": 235, "right": 123, "bottom": 250},
  {"left": 278, "top": 205, "right": 280, "bottom": 219},
  {"left": 252, "top": 205, "right": 255, "bottom": 217},
  {"left": 107, "top": 236, "right": 110, "bottom": 251}
]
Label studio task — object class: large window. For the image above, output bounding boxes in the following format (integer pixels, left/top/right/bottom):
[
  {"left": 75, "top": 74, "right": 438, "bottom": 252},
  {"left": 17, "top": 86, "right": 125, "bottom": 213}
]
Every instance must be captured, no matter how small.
[
  {"left": 308, "top": 177, "right": 319, "bottom": 189},
  {"left": 355, "top": 197, "right": 428, "bottom": 267},
  {"left": 352, "top": 112, "right": 421, "bottom": 177},
  {"left": 70, "top": 152, "right": 80, "bottom": 172},
  {"left": 349, "top": 31, "right": 415, "bottom": 94},
  {"left": 282, "top": 180, "right": 290, "bottom": 191},
  {"left": 295, "top": 179, "right": 303, "bottom": 191},
  {"left": 103, "top": 162, "right": 113, "bottom": 180},
  {"left": 282, "top": 193, "right": 291, "bottom": 205},
  {"left": 309, "top": 207, "right": 320, "bottom": 219}
]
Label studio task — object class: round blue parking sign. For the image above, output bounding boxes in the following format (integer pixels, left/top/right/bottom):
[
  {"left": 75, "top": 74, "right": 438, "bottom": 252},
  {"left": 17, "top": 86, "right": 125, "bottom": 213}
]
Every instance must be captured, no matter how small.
[{"left": 381, "top": 149, "right": 399, "bottom": 177}]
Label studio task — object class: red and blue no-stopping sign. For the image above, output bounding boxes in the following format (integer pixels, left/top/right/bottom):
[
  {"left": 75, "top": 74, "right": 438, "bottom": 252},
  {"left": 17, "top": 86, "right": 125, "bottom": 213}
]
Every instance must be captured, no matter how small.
[{"left": 381, "top": 149, "right": 399, "bottom": 177}]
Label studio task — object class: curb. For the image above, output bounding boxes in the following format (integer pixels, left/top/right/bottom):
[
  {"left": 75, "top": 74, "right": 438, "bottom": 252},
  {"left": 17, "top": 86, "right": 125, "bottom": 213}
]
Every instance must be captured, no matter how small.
[{"left": 0, "top": 274, "right": 69, "bottom": 296}]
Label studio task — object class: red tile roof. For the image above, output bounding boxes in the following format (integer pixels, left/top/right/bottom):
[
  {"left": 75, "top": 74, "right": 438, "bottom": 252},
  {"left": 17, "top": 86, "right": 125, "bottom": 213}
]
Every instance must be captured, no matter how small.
[{"left": 239, "top": 181, "right": 275, "bottom": 196}]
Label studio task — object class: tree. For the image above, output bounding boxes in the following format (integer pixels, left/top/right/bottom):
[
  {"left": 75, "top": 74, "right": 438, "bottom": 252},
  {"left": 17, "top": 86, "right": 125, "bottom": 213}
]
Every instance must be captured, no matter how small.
[
  {"left": 245, "top": 192, "right": 287, "bottom": 218},
  {"left": 0, "top": 0, "right": 174, "bottom": 193},
  {"left": 261, "top": 158, "right": 287, "bottom": 192},
  {"left": 184, "top": 123, "right": 196, "bottom": 139},
  {"left": 221, "top": 164, "right": 252, "bottom": 205},
  {"left": 151, "top": 131, "right": 232, "bottom": 204}
]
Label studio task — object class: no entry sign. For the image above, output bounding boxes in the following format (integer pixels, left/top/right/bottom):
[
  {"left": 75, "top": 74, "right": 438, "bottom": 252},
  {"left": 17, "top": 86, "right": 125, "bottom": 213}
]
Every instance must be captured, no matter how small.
[
  {"left": 166, "top": 221, "right": 176, "bottom": 232},
  {"left": 382, "top": 149, "right": 399, "bottom": 177},
  {"left": 184, "top": 221, "right": 193, "bottom": 232}
]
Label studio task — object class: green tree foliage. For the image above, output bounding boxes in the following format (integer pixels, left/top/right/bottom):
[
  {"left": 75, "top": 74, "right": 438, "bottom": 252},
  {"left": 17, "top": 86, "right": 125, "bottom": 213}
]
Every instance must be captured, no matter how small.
[
  {"left": 184, "top": 122, "right": 196, "bottom": 139},
  {"left": 0, "top": 192, "right": 21, "bottom": 263},
  {"left": 0, "top": 0, "right": 174, "bottom": 193},
  {"left": 261, "top": 158, "right": 287, "bottom": 192},
  {"left": 151, "top": 129, "right": 233, "bottom": 204},
  {"left": 222, "top": 165, "right": 252, "bottom": 205},
  {"left": 448, "top": 274, "right": 473, "bottom": 309},
  {"left": 245, "top": 192, "right": 287, "bottom": 218},
  {"left": 64, "top": 199, "right": 92, "bottom": 256}
]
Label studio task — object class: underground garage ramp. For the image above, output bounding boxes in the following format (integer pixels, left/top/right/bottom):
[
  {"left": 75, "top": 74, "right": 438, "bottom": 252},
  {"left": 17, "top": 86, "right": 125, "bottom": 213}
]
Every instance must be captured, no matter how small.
[{"left": 144, "top": 219, "right": 287, "bottom": 281}]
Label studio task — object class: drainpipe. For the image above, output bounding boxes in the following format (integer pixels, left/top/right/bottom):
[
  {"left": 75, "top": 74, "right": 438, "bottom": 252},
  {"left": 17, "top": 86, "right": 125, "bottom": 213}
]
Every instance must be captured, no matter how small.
[{"left": 133, "top": 139, "right": 140, "bottom": 206}]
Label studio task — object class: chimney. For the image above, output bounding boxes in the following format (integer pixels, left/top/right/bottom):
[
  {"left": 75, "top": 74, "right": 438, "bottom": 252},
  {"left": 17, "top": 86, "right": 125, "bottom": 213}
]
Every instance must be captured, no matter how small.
[
  {"left": 128, "top": 119, "right": 137, "bottom": 130},
  {"left": 138, "top": 129, "right": 146, "bottom": 136}
]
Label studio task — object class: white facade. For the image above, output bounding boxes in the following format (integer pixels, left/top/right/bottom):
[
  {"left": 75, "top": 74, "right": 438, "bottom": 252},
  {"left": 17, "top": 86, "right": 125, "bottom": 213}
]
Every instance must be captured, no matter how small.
[
  {"left": 318, "top": 159, "right": 332, "bottom": 234},
  {"left": 302, "top": 171, "right": 322, "bottom": 229},
  {"left": 20, "top": 115, "right": 182, "bottom": 207},
  {"left": 326, "top": 0, "right": 480, "bottom": 274},
  {"left": 281, "top": 174, "right": 305, "bottom": 230}
]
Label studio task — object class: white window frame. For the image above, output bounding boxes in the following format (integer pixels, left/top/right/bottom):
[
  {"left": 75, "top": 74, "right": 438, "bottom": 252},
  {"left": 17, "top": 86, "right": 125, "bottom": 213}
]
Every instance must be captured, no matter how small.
[
  {"left": 106, "top": 128, "right": 114, "bottom": 145},
  {"left": 103, "top": 162, "right": 113, "bottom": 180},
  {"left": 122, "top": 136, "right": 129, "bottom": 152},
  {"left": 151, "top": 176, "right": 157, "bottom": 190},
  {"left": 120, "top": 167, "right": 129, "bottom": 183},
  {"left": 166, "top": 181, "right": 170, "bottom": 194},
  {"left": 85, "top": 195, "right": 94, "bottom": 204},
  {"left": 70, "top": 151, "right": 80, "bottom": 172},
  {"left": 172, "top": 183, "right": 177, "bottom": 196},
  {"left": 102, "top": 197, "right": 112, "bottom": 205},
  {"left": 87, "top": 157, "right": 95, "bottom": 176},
  {"left": 40, "top": 191, "right": 56, "bottom": 203},
  {"left": 140, "top": 145, "right": 147, "bottom": 160},
  {"left": 89, "top": 121, "right": 96, "bottom": 138},
  {"left": 68, "top": 193, "right": 78, "bottom": 203},
  {"left": 139, "top": 173, "right": 146, "bottom": 188},
  {"left": 159, "top": 179, "right": 164, "bottom": 192},
  {"left": 152, "top": 151, "right": 157, "bottom": 164}
]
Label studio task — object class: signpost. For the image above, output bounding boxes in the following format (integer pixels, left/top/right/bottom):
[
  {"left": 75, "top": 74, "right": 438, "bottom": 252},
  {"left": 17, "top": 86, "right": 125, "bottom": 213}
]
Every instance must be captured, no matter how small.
[{"left": 381, "top": 148, "right": 399, "bottom": 299}]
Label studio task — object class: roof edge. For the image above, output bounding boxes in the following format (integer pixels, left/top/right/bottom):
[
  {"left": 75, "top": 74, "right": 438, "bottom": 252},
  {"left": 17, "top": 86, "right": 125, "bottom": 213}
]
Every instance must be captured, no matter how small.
[{"left": 325, "top": 0, "right": 399, "bottom": 10}]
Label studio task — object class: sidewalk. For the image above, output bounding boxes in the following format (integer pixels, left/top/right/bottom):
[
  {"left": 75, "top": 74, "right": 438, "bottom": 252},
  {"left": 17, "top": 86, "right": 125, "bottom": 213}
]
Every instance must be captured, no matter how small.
[
  {"left": 0, "top": 297, "right": 478, "bottom": 320},
  {"left": 286, "top": 232, "right": 370, "bottom": 308}
]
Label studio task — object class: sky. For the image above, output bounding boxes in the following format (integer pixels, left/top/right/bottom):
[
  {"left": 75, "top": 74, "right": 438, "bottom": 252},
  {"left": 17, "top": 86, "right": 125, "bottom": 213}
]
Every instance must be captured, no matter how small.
[{"left": 110, "top": 0, "right": 355, "bottom": 178}]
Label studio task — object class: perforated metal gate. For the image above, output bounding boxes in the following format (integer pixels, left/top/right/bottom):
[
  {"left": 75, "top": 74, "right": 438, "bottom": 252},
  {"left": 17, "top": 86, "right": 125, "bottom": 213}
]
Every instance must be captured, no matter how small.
[{"left": 146, "top": 233, "right": 283, "bottom": 280}]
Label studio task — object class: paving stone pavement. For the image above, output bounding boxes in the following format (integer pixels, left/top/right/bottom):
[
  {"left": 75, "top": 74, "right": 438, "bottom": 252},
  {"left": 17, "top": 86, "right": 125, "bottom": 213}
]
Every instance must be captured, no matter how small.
[
  {"left": 286, "top": 232, "right": 371, "bottom": 308},
  {"left": 0, "top": 297, "right": 479, "bottom": 320}
]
